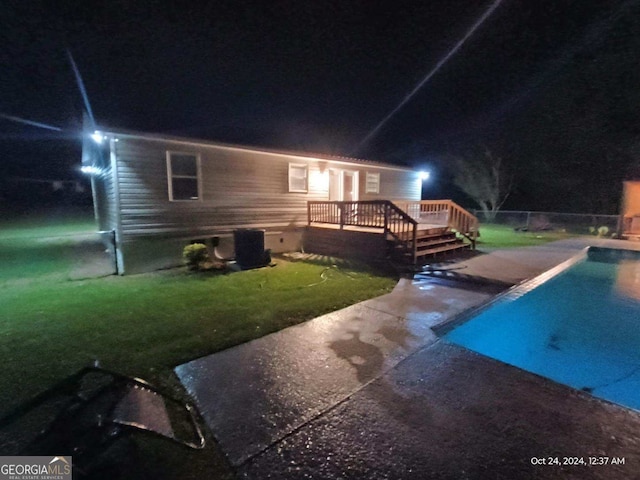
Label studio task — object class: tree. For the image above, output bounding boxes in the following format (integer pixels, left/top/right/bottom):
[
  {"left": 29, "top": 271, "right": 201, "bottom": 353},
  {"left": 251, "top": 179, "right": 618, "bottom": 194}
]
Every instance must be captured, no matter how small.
[{"left": 447, "top": 147, "right": 513, "bottom": 221}]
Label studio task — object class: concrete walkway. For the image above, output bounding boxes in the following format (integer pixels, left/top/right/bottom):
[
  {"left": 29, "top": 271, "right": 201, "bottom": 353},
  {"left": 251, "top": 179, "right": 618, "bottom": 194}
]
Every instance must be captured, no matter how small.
[{"left": 176, "top": 238, "right": 640, "bottom": 479}]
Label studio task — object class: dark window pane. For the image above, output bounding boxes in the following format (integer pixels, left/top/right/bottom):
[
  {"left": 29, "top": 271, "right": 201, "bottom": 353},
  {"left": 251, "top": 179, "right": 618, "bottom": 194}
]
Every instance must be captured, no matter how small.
[
  {"left": 172, "top": 178, "right": 199, "bottom": 200},
  {"left": 171, "top": 154, "right": 197, "bottom": 176},
  {"left": 289, "top": 165, "right": 307, "bottom": 191}
]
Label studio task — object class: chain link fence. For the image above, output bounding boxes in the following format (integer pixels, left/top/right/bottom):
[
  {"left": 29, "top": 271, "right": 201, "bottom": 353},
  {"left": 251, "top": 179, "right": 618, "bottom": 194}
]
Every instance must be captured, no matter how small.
[{"left": 472, "top": 210, "right": 619, "bottom": 235}]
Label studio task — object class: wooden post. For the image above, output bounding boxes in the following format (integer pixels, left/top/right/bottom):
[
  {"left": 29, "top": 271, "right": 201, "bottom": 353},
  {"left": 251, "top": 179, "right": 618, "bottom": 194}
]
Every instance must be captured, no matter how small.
[
  {"left": 383, "top": 201, "right": 389, "bottom": 234},
  {"left": 412, "top": 224, "right": 417, "bottom": 265}
]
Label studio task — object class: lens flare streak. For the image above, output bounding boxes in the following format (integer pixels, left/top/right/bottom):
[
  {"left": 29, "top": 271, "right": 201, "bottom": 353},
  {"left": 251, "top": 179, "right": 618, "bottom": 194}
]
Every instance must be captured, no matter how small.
[
  {"left": 0, "top": 113, "right": 62, "bottom": 131},
  {"left": 353, "top": 0, "right": 504, "bottom": 154}
]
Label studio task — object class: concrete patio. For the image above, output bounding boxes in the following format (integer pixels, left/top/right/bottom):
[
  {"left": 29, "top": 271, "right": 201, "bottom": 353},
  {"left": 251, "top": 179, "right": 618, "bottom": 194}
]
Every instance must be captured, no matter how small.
[{"left": 176, "top": 237, "right": 640, "bottom": 479}]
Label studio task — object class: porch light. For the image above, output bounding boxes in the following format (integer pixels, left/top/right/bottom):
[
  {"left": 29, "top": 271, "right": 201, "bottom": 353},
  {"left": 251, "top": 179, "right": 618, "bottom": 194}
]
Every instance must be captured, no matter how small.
[
  {"left": 419, "top": 171, "right": 430, "bottom": 181},
  {"left": 81, "top": 165, "right": 101, "bottom": 175},
  {"left": 309, "top": 170, "right": 329, "bottom": 191}
]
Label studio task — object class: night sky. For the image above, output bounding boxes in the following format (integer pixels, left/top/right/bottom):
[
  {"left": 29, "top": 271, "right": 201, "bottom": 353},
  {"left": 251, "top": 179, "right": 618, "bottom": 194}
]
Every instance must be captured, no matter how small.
[{"left": 2, "top": 0, "right": 640, "bottom": 213}]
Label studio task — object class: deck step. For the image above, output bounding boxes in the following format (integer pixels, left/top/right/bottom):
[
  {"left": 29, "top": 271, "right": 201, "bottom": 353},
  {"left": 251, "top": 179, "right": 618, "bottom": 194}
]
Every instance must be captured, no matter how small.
[
  {"left": 416, "top": 237, "right": 461, "bottom": 251},
  {"left": 392, "top": 242, "right": 469, "bottom": 262},
  {"left": 416, "top": 242, "right": 469, "bottom": 258},
  {"left": 389, "top": 222, "right": 473, "bottom": 264},
  {"left": 392, "top": 228, "right": 454, "bottom": 242},
  {"left": 393, "top": 236, "right": 459, "bottom": 251},
  {"left": 416, "top": 232, "right": 458, "bottom": 246}
]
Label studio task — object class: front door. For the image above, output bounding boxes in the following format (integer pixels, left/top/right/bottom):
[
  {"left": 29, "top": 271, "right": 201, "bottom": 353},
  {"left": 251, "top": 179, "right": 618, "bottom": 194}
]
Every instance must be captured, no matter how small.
[
  {"left": 329, "top": 169, "right": 358, "bottom": 201},
  {"left": 343, "top": 171, "right": 357, "bottom": 202},
  {"left": 329, "top": 170, "right": 359, "bottom": 225}
]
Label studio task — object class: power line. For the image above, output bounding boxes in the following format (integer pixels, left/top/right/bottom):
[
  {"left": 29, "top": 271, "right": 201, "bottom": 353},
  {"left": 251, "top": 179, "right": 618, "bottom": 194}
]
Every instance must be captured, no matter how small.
[{"left": 0, "top": 113, "right": 62, "bottom": 131}]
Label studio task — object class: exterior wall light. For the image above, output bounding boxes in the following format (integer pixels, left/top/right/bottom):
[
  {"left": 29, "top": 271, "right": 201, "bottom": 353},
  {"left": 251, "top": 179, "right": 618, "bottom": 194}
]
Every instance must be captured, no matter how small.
[
  {"left": 81, "top": 165, "right": 101, "bottom": 175},
  {"left": 309, "top": 170, "right": 330, "bottom": 191},
  {"left": 419, "top": 171, "right": 430, "bottom": 181},
  {"left": 91, "top": 131, "right": 104, "bottom": 144}
]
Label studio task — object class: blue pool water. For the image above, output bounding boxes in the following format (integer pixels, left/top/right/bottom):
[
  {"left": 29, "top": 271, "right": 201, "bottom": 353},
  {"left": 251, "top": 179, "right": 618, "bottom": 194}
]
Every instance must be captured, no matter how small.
[{"left": 444, "top": 247, "right": 640, "bottom": 410}]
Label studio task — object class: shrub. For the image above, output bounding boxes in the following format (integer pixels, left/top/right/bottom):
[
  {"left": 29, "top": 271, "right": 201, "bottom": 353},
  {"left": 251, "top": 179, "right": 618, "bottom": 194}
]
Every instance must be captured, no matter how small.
[
  {"left": 597, "top": 226, "right": 609, "bottom": 237},
  {"left": 183, "top": 243, "right": 210, "bottom": 270}
]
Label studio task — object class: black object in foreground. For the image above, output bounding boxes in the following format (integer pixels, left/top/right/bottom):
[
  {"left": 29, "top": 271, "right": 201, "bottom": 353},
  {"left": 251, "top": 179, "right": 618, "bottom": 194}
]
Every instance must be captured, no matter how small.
[{"left": 0, "top": 366, "right": 205, "bottom": 476}]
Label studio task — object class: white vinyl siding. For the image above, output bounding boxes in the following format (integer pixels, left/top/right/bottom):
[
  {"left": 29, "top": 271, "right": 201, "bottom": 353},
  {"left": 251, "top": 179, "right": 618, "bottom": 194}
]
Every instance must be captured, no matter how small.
[
  {"left": 109, "top": 137, "right": 419, "bottom": 239},
  {"left": 288, "top": 163, "right": 308, "bottom": 193}
]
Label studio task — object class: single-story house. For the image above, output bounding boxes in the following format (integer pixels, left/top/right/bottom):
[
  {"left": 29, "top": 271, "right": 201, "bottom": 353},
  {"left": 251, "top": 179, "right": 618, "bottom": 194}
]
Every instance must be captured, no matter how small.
[{"left": 82, "top": 127, "right": 478, "bottom": 274}]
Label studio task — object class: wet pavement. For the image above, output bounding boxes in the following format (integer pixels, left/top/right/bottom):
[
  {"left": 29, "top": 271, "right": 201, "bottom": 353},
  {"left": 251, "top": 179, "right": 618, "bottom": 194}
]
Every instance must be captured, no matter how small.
[
  {"left": 176, "top": 238, "right": 640, "bottom": 479},
  {"left": 240, "top": 342, "right": 640, "bottom": 480},
  {"left": 175, "top": 286, "right": 491, "bottom": 466}
]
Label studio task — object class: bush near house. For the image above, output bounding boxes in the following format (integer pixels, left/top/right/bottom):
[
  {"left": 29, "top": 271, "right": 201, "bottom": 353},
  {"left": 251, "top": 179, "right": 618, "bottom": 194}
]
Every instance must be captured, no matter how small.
[{"left": 183, "top": 243, "right": 210, "bottom": 270}]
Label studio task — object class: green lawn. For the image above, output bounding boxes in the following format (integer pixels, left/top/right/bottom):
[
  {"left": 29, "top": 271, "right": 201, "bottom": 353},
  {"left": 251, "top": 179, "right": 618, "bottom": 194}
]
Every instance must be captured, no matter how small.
[
  {"left": 0, "top": 211, "right": 95, "bottom": 238},
  {"left": 0, "top": 212, "right": 397, "bottom": 478},
  {"left": 476, "top": 223, "right": 578, "bottom": 248},
  {"left": 0, "top": 209, "right": 96, "bottom": 281},
  {"left": 2, "top": 260, "right": 395, "bottom": 396}
]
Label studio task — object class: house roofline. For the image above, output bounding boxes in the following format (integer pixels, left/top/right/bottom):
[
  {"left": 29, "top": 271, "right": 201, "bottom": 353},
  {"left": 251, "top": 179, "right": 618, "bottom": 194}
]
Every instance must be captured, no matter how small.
[{"left": 95, "top": 127, "right": 415, "bottom": 173}]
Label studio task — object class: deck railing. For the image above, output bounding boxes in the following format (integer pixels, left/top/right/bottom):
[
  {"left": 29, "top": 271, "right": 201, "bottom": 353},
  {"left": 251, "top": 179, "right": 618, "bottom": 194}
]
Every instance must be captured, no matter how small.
[
  {"left": 307, "top": 200, "right": 479, "bottom": 261},
  {"left": 308, "top": 200, "right": 419, "bottom": 262},
  {"left": 393, "top": 200, "right": 479, "bottom": 247},
  {"left": 307, "top": 200, "right": 386, "bottom": 229}
]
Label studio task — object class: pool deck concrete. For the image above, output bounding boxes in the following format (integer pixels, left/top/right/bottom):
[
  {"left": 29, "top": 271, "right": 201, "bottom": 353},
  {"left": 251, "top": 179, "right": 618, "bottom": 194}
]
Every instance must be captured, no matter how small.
[{"left": 176, "top": 238, "right": 640, "bottom": 479}]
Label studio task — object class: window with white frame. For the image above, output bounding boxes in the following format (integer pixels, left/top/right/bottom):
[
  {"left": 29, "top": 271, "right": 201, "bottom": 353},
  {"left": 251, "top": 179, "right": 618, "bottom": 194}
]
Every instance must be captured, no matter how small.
[
  {"left": 365, "top": 172, "right": 380, "bottom": 194},
  {"left": 167, "top": 152, "right": 201, "bottom": 201},
  {"left": 288, "top": 163, "right": 308, "bottom": 192}
]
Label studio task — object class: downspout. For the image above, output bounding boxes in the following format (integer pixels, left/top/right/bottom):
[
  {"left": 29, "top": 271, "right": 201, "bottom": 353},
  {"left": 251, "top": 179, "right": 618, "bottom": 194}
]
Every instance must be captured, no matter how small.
[{"left": 110, "top": 137, "right": 125, "bottom": 274}]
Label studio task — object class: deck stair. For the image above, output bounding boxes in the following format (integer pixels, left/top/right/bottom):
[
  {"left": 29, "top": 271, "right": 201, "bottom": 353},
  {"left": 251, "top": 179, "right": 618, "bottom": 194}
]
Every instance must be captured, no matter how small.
[{"left": 390, "top": 227, "right": 470, "bottom": 264}]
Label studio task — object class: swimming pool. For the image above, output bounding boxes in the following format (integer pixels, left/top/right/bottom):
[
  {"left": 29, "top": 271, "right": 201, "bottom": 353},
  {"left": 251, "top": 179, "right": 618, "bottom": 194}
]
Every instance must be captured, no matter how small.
[{"left": 442, "top": 247, "right": 640, "bottom": 411}]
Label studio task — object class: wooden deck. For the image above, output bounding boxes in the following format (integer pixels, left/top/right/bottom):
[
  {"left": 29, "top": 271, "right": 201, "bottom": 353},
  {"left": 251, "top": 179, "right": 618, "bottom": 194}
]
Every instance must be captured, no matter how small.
[{"left": 305, "top": 200, "right": 479, "bottom": 265}]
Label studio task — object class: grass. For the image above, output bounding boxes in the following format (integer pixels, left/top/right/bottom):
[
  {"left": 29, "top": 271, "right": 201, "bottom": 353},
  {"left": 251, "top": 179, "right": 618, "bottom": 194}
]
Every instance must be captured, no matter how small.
[
  {"left": 0, "top": 209, "right": 96, "bottom": 281},
  {"left": 476, "top": 223, "right": 578, "bottom": 249},
  {"left": 1, "top": 261, "right": 395, "bottom": 394},
  {"left": 0, "top": 213, "right": 95, "bottom": 238},
  {"left": 0, "top": 211, "right": 397, "bottom": 478}
]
